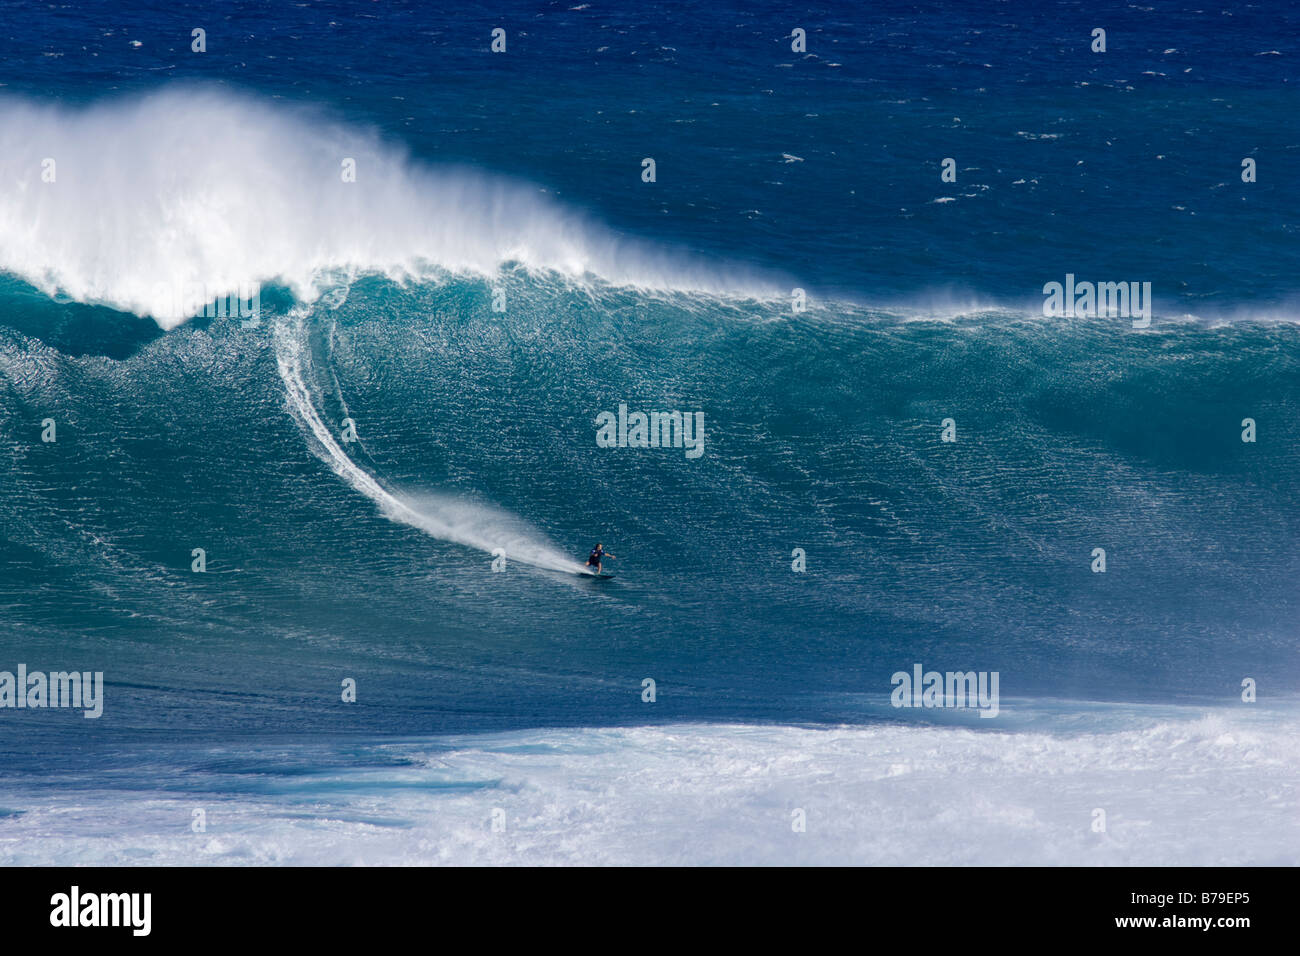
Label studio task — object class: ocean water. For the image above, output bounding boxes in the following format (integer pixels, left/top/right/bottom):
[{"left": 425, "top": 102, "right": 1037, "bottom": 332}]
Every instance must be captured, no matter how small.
[{"left": 0, "top": 1, "right": 1298, "bottom": 865}]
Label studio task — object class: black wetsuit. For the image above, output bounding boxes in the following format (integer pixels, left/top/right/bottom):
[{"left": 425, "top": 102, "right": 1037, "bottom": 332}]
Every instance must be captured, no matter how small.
[{"left": 587, "top": 547, "right": 605, "bottom": 568}]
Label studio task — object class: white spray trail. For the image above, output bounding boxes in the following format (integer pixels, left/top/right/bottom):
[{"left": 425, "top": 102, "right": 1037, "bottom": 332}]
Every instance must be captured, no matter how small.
[{"left": 274, "top": 312, "right": 592, "bottom": 575}]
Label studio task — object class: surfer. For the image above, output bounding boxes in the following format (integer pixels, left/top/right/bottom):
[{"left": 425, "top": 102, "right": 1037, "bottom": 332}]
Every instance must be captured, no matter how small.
[{"left": 586, "top": 543, "right": 615, "bottom": 574}]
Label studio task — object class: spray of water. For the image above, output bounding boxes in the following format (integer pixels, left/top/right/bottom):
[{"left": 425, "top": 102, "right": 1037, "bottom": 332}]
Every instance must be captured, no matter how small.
[
  {"left": 274, "top": 310, "right": 591, "bottom": 575},
  {"left": 0, "top": 86, "right": 773, "bottom": 328}
]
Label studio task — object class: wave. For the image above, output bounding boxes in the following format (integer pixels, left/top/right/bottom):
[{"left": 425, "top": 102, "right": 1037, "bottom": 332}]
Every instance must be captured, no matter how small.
[
  {"left": 2, "top": 265, "right": 1298, "bottom": 713},
  {"left": 0, "top": 86, "right": 776, "bottom": 329},
  {"left": 6, "top": 84, "right": 1298, "bottom": 333},
  {"left": 274, "top": 308, "right": 590, "bottom": 575}
]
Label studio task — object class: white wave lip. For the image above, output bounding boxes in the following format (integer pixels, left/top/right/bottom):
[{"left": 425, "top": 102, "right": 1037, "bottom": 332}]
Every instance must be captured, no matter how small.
[
  {"left": 0, "top": 87, "right": 771, "bottom": 328},
  {"left": 1, "top": 709, "right": 1297, "bottom": 865}
]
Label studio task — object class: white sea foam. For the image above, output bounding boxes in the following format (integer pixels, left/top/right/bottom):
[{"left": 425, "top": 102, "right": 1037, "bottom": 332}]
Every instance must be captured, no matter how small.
[
  {"left": 1, "top": 708, "right": 1295, "bottom": 865},
  {"left": 0, "top": 87, "right": 772, "bottom": 328}
]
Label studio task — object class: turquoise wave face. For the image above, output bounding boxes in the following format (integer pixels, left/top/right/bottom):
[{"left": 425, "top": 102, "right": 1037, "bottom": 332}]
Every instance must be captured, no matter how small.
[{"left": 2, "top": 274, "right": 1297, "bottom": 746}]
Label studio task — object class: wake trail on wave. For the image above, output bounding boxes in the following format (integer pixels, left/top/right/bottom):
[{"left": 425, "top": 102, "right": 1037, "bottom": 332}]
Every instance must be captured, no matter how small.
[{"left": 273, "top": 309, "right": 592, "bottom": 576}]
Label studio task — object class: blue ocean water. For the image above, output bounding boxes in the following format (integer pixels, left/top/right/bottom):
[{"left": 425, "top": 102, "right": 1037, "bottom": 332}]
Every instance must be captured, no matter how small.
[{"left": 0, "top": 1, "right": 1298, "bottom": 864}]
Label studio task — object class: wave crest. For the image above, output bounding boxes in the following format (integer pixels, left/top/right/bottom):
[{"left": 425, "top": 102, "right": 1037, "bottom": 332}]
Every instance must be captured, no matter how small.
[{"left": 0, "top": 87, "right": 772, "bottom": 328}]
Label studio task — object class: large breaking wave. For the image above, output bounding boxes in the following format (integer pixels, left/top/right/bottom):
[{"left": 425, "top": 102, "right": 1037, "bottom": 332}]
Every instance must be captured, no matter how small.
[
  {"left": 0, "top": 86, "right": 775, "bottom": 328},
  {"left": 1, "top": 85, "right": 1297, "bottom": 726}
]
